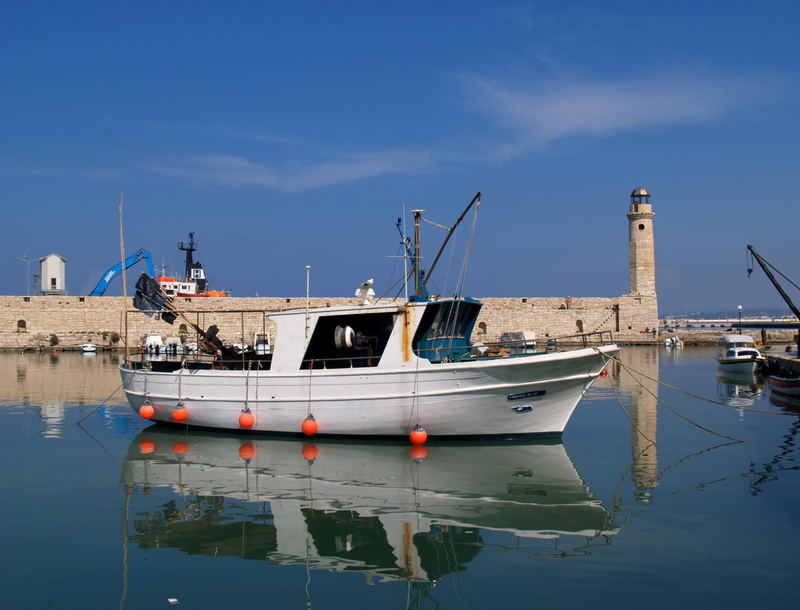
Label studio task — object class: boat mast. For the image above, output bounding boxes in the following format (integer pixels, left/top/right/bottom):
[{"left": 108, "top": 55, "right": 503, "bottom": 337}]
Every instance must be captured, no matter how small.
[
  {"left": 178, "top": 231, "right": 197, "bottom": 281},
  {"left": 402, "top": 206, "right": 409, "bottom": 301},
  {"left": 412, "top": 210, "right": 424, "bottom": 297}
]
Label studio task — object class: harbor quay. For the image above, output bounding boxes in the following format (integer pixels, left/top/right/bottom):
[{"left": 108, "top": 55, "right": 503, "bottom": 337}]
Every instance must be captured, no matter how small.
[
  {"left": 2, "top": 296, "right": 796, "bottom": 351},
  {"left": 0, "top": 293, "right": 660, "bottom": 350}
]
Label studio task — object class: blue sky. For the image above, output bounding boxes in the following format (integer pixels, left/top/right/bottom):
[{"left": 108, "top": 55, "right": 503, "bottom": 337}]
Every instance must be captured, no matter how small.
[{"left": 2, "top": 1, "right": 799, "bottom": 314}]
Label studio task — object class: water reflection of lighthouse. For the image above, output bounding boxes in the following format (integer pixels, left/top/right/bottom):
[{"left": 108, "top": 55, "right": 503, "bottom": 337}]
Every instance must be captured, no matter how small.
[{"left": 608, "top": 347, "right": 660, "bottom": 501}]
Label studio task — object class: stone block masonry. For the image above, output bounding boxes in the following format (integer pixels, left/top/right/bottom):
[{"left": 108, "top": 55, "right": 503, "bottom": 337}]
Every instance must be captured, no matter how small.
[{"left": 0, "top": 294, "right": 659, "bottom": 349}]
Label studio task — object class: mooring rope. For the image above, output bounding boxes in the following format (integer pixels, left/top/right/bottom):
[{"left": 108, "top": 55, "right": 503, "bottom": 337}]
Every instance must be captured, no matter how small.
[
  {"left": 306, "top": 360, "right": 314, "bottom": 416},
  {"left": 622, "top": 362, "right": 745, "bottom": 442},
  {"left": 595, "top": 350, "right": 745, "bottom": 442},
  {"left": 609, "top": 354, "right": 793, "bottom": 416},
  {"left": 604, "top": 361, "right": 656, "bottom": 444},
  {"left": 76, "top": 382, "right": 124, "bottom": 425}
]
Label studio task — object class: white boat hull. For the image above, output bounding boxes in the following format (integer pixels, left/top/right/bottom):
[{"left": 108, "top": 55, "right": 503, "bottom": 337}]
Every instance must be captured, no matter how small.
[
  {"left": 717, "top": 358, "right": 760, "bottom": 376},
  {"left": 121, "top": 345, "right": 618, "bottom": 437}
]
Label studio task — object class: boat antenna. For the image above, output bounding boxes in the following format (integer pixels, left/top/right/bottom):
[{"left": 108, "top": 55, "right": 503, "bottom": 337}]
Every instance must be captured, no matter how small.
[
  {"left": 420, "top": 192, "right": 481, "bottom": 294},
  {"left": 305, "top": 265, "right": 311, "bottom": 339}
]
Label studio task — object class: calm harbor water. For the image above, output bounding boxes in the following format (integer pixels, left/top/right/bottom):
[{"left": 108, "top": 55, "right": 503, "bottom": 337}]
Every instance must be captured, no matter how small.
[{"left": 0, "top": 347, "right": 798, "bottom": 609}]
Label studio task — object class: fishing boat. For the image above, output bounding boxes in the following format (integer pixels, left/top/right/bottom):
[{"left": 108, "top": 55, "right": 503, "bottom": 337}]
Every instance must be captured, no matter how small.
[
  {"left": 715, "top": 334, "right": 764, "bottom": 376},
  {"left": 768, "top": 375, "right": 800, "bottom": 397},
  {"left": 78, "top": 343, "right": 97, "bottom": 353},
  {"left": 120, "top": 194, "right": 618, "bottom": 439}
]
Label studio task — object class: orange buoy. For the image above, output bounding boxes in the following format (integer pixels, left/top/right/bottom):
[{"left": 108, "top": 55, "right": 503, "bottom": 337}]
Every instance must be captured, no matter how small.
[
  {"left": 410, "top": 445, "right": 428, "bottom": 461},
  {"left": 139, "top": 403, "right": 155, "bottom": 420},
  {"left": 239, "top": 411, "right": 255, "bottom": 429},
  {"left": 239, "top": 442, "right": 256, "bottom": 460},
  {"left": 599, "top": 369, "right": 608, "bottom": 377},
  {"left": 172, "top": 441, "right": 189, "bottom": 455},
  {"left": 301, "top": 414, "right": 318, "bottom": 436},
  {"left": 301, "top": 443, "right": 319, "bottom": 462},
  {"left": 409, "top": 425, "right": 427, "bottom": 446},
  {"left": 138, "top": 439, "right": 156, "bottom": 455},
  {"left": 172, "top": 404, "right": 188, "bottom": 422}
]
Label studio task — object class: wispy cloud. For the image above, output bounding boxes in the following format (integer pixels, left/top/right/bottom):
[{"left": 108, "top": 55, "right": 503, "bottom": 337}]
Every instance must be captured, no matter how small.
[
  {"left": 2, "top": 166, "right": 122, "bottom": 180},
  {"left": 460, "top": 72, "right": 790, "bottom": 160},
  {"left": 146, "top": 149, "right": 434, "bottom": 192},
  {"left": 146, "top": 71, "right": 790, "bottom": 191},
  {"left": 213, "top": 125, "right": 308, "bottom": 146}
]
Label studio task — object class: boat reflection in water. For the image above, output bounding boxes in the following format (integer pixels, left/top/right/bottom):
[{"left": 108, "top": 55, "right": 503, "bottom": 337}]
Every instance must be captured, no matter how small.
[
  {"left": 122, "top": 429, "right": 619, "bottom": 582},
  {"left": 716, "top": 372, "right": 765, "bottom": 408}
]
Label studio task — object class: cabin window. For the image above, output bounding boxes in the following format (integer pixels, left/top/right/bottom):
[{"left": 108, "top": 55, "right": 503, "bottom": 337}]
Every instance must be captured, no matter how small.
[
  {"left": 301, "top": 312, "right": 396, "bottom": 369},
  {"left": 16, "top": 320, "right": 26, "bottom": 332},
  {"left": 413, "top": 300, "right": 481, "bottom": 363}
]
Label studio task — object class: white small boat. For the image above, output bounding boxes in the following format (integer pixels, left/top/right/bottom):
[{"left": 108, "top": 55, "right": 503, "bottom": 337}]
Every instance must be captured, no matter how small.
[
  {"left": 716, "top": 334, "right": 764, "bottom": 376},
  {"left": 78, "top": 343, "right": 97, "bottom": 353}
]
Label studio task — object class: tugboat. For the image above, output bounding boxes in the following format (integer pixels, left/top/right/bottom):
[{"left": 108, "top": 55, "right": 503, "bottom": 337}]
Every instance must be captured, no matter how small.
[{"left": 157, "top": 232, "right": 229, "bottom": 297}]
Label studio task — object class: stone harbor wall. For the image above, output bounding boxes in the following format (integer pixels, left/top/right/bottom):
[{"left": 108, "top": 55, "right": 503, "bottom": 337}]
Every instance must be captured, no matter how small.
[{"left": 0, "top": 293, "right": 660, "bottom": 349}]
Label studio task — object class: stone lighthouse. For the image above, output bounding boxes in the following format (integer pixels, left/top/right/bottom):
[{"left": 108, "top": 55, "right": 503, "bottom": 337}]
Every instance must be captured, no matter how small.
[{"left": 627, "top": 187, "right": 656, "bottom": 296}]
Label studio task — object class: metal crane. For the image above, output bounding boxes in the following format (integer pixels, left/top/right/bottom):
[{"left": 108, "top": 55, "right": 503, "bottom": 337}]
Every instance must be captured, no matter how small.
[
  {"left": 89, "top": 249, "right": 156, "bottom": 296},
  {"left": 746, "top": 245, "right": 800, "bottom": 321},
  {"left": 746, "top": 244, "right": 800, "bottom": 355}
]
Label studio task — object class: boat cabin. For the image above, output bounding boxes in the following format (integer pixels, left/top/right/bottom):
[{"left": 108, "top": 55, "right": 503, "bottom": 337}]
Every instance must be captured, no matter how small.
[
  {"left": 273, "top": 297, "right": 483, "bottom": 371},
  {"left": 716, "top": 334, "right": 760, "bottom": 359}
]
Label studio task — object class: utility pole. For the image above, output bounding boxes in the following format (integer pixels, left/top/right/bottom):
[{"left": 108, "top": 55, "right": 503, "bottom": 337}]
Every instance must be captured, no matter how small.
[{"left": 16, "top": 255, "right": 34, "bottom": 296}]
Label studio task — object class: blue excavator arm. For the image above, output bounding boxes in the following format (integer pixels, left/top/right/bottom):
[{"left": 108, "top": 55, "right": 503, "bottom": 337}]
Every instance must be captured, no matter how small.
[{"left": 89, "top": 249, "right": 156, "bottom": 296}]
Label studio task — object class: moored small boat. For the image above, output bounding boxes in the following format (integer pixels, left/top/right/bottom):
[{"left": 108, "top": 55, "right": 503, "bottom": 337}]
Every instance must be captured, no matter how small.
[
  {"left": 768, "top": 375, "right": 800, "bottom": 396},
  {"left": 716, "top": 334, "right": 764, "bottom": 376},
  {"left": 78, "top": 343, "right": 97, "bottom": 353}
]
